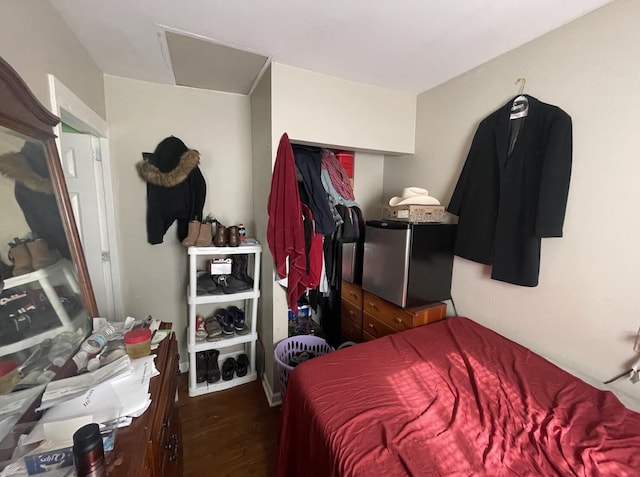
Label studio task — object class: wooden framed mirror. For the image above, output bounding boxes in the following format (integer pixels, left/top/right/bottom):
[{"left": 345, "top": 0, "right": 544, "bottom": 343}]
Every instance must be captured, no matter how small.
[{"left": 0, "top": 55, "right": 98, "bottom": 438}]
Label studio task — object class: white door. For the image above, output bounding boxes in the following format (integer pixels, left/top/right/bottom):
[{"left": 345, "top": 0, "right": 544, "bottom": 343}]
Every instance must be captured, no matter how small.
[{"left": 59, "top": 130, "right": 115, "bottom": 319}]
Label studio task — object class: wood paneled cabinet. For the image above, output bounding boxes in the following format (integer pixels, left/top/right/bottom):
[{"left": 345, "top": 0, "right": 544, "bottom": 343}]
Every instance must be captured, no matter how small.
[
  {"left": 341, "top": 281, "right": 363, "bottom": 342},
  {"left": 341, "top": 280, "right": 447, "bottom": 343},
  {"left": 107, "top": 332, "right": 183, "bottom": 476},
  {"left": 362, "top": 291, "right": 446, "bottom": 342}
]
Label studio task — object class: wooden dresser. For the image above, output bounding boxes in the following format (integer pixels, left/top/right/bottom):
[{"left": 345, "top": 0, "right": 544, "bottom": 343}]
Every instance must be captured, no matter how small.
[
  {"left": 341, "top": 281, "right": 364, "bottom": 342},
  {"left": 341, "top": 280, "right": 447, "bottom": 343},
  {"left": 107, "top": 332, "right": 183, "bottom": 476},
  {"left": 362, "top": 291, "right": 446, "bottom": 342}
]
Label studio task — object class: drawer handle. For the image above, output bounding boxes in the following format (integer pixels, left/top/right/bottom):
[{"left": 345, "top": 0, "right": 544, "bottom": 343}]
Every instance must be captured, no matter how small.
[
  {"left": 394, "top": 317, "right": 402, "bottom": 324},
  {"left": 167, "top": 433, "right": 179, "bottom": 461},
  {"left": 368, "top": 301, "right": 377, "bottom": 309},
  {"left": 350, "top": 292, "right": 357, "bottom": 299},
  {"left": 368, "top": 323, "right": 374, "bottom": 329},
  {"left": 348, "top": 310, "right": 355, "bottom": 317}
]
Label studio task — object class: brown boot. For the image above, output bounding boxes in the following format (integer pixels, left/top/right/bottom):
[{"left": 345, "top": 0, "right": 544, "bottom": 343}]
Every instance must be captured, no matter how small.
[
  {"left": 213, "top": 225, "right": 227, "bottom": 247},
  {"left": 27, "top": 239, "right": 57, "bottom": 269},
  {"left": 9, "top": 242, "right": 34, "bottom": 276},
  {"left": 227, "top": 226, "right": 240, "bottom": 247},
  {"left": 181, "top": 220, "right": 201, "bottom": 247},
  {"left": 195, "top": 222, "right": 213, "bottom": 247}
]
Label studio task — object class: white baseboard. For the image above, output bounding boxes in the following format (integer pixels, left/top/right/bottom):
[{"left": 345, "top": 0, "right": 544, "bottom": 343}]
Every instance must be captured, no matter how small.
[
  {"left": 262, "top": 375, "right": 282, "bottom": 407},
  {"left": 179, "top": 360, "right": 189, "bottom": 374}
]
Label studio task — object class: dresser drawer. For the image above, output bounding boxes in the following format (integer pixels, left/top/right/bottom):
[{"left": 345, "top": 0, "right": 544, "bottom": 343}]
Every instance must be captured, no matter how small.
[
  {"left": 341, "top": 300, "right": 362, "bottom": 327},
  {"left": 362, "top": 330, "right": 377, "bottom": 342},
  {"left": 363, "top": 312, "right": 398, "bottom": 340},
  {"left": 341, "top": 321, "right": 362, "bottom": 343},
  {"left": 341, "top": 281, "right": 363, "bottom": 307},
  {"left": 363, "top": 292, "right": 446, "bottom": 332},
  {"left": 363, "top": 292, "right": 414, "bottom": 331}
]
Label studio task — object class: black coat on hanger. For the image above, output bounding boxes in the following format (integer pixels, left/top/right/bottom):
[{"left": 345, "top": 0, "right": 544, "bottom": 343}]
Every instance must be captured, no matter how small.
[{"left": 448, "top": 95, "right": 572, "bottom": 287}]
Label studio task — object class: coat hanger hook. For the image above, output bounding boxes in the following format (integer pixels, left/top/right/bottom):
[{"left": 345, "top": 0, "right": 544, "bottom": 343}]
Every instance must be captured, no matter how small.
[{"left": 515, "top": 77, "right": 526, "bottom": 95}]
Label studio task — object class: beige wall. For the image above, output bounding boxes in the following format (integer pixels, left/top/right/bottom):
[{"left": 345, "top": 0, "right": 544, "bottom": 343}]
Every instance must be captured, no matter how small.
[
  {"left": 353, "top": 152, "right": 385, "bottom": 220},
  {"left": 249, "top": 66, "right": 274, "bottom": 383},
  {"left": 383, "top": 0, "right": 640, "bottom": 406},
  {"left": 0, "top": 0, "right": 105, "bottom": 118},
  {"left": 271, "top": 63, "right": 416, "bottom": 154},
  {"left": 104, "top": 75, "right": 254, "bottom": 365}
]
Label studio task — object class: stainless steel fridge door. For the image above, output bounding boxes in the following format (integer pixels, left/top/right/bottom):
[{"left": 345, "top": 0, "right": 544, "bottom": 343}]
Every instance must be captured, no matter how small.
[
  {"left": 362, "top": 222, "right": 411, "bottom": 307},
  {"left": 342, "top": 242, "right": 356, "bottom": 283}
]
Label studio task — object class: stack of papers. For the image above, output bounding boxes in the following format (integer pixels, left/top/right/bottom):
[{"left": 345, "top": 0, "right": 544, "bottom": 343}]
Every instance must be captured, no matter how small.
[
  {"left": 26, "top": 355, "right": 159, "bottom": 446},
  {"left": 37, "top": 356, "right": 133, "bottom": 411}
]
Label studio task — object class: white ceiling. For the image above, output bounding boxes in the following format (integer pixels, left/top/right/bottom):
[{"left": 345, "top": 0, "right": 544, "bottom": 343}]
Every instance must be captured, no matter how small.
[{"left": 51, "top": 0, "right": 614, "bottom": 95}]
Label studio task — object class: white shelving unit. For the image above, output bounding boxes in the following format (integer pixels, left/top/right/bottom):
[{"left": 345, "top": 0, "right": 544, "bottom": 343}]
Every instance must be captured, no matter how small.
[
  {"left": 187, "top": 241, "right": 261, "bottom": 397},
  {"left": 0, "top": 259, "right": 82, "bottom": 357}
]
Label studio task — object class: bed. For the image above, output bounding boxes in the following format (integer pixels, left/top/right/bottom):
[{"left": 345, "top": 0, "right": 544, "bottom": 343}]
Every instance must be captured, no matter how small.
[{"left": 274, "top": 317, "right": 640, "bottom": 476}]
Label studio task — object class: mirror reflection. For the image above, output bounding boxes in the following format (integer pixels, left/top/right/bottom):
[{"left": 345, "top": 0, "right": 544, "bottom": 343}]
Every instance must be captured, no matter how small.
[{"left": 0, "top": 125, "right": 90, "bottom": 397}]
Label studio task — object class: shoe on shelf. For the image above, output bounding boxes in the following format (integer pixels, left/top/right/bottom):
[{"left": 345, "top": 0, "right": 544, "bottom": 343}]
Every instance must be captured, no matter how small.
[
  {"left": 213, "top": 224, "right": 227, "bottom": 247},
  {"left": 215, "top": 309, "right": 235, "bottom": 336},
  {"left": 196, "top": 315, "right": 208, "bottom": 341},
  {"left": 214, "top": 274, "right": 251, "bottom": 294},
  {"left": 226, "top": 306, "right": 245, "bottom": 331},
  {"left": 181, "top": 220, "right": 201, "bottom": 247},
  {"left": 235, "top": 324, "right": 250, "bottom": 336},
  {"left": 227, "top": 226, "right": 240, "bottom": 247},
  {"left": 222, "top": 357, "right": 235, "bottom": 381},
  {"left": 206, "top": 350, "right": 221, "bottom": 383},
  {"left": 231, "top": 253, "right": 254, "bottom": 286},
  {"left": 205, "top": 315, "right": 223, "bottom": 341},
  {"left": 27, "top": 238, "right": 58, "bottom": 270},
  {"left": 196, "top": 352, "right": 206, "bottom": 383},
  {"left": 235, "top": 354, "right": 249, "bottom": 377},
  {"left": 196, "top": 271, "right": 218, "bottom": 295}
]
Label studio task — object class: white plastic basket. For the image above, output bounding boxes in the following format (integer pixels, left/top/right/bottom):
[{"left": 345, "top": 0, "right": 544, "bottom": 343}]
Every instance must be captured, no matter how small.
[{"left": 274, "top": 335, "right": 334, "bottom": 398}]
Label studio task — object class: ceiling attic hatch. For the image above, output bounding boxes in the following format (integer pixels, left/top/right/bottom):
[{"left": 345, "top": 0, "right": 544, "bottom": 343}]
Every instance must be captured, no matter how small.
[{"left": 164, "top": 31, "right": 269, "bottom": 95}]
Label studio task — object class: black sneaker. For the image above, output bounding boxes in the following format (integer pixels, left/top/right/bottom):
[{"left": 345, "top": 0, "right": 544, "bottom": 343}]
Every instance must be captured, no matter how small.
[
  {"left": 235, "top": 354, "right": 249, "bottom": 377},
  {"left": 215, "top": 309, "right": 235, "bottom": 335},
  {"left": 222, "top": 357, "right": 235, "bottom": 381}
]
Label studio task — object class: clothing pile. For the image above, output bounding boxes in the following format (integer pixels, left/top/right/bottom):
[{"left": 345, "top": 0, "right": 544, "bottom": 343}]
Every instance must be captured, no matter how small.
[{"left": 267, "top": 134, "right": 363, "bottom": 331}]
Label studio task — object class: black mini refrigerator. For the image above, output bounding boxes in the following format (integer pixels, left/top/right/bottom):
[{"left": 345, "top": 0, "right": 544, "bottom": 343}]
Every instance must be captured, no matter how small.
[{"left": 362, "top": 220, "right": 456, "bottom": 308}]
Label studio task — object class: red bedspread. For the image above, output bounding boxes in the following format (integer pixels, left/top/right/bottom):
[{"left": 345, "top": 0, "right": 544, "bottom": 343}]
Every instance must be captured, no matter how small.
[{"left": 274, "top": 317, "right": 640, "bottom": 477}]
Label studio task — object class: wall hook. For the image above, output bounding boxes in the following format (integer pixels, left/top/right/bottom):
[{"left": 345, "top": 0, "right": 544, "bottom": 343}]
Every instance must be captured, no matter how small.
[{"left": 515, "top": 77, "right": 526, "bottom": 95}]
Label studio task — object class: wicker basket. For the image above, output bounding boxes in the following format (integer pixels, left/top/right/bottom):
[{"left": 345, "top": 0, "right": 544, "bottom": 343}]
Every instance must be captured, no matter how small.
[{"left": 274, "top": 336, "right": 334, "bottom": 398}]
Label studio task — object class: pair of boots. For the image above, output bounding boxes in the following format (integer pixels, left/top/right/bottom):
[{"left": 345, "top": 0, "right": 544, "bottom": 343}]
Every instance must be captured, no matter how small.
[
  {"left": 196, "top": 349, "right": 221, "bottom": 384},
  {"left": 182, "top": 221, "right": 213, "bottom": 247},
  {"left": 8, "top": 238, "right": 57, "bottom": 276},
  {"left": 213, "top": 225, "right": 240, "bottom": 247}
]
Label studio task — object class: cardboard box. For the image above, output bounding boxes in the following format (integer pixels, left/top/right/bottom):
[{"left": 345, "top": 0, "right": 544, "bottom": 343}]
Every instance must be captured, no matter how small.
[
  {"left": 382, "top": 205, "right": 446, "bottom": 223},
  {"left": 209, "top": 258, "right": 232, "bottom": 275}
]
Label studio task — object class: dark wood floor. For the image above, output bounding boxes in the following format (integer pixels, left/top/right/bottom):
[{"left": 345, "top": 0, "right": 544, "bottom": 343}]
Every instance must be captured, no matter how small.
[{"left": 177, "top": 375, "right": 281, "bottom": 477}]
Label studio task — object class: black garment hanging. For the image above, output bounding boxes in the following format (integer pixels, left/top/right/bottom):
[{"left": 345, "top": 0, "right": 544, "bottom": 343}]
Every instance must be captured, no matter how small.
[
  {"left": 292, "top": 145, "right": 336, "bottom": 236},
  {"left": 448, "top": 95, "right": 572, "bottom": 286},
  {"left": 136, "top": 136, "right": 206, "bottom": 245},
  {"left": 0, "top": 142, "right": 71, "bottom": 259}
]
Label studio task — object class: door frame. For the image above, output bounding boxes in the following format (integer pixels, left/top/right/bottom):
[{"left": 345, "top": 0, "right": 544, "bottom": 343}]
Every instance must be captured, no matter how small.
[{"left": 47, "top": 75, "right": 124, "bottom": 320}]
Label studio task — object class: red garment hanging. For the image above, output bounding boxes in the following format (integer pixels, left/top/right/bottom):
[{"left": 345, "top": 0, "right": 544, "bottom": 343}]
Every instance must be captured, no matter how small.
[{"left": 267, "top": 133, "right": 307, "bottom": 314}]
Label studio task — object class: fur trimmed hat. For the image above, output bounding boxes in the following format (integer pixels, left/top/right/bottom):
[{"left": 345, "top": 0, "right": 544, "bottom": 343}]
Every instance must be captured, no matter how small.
[{"left": 136, "top": 136, "right": 200, "bottom": 188}]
